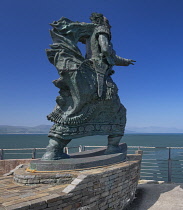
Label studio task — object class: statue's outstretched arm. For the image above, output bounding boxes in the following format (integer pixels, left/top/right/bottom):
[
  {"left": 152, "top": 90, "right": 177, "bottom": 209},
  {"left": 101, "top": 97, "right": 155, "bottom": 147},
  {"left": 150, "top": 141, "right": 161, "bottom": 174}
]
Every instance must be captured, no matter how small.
[
  {"left": 114, "top": 55, "right": 136, "bottom": 66},
  {"left": 98, "top": 34, "right": 136, "bottom": 66}
]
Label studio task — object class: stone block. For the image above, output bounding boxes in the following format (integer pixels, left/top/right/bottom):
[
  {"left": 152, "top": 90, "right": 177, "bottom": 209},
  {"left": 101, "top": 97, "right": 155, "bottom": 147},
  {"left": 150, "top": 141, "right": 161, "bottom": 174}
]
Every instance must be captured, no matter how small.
[
  {"left": 93, "top": 183, "right": 101, "bottom": 189},
  {"left": 4, "top": 202, "right": 30, "bottom": 210},
  {"left": 42, "top": 194, "right": 62, "bottom": 203},
  {"left": 74, "top": 202, "right": 82, "bottom": 208},
  {"left": 71, "top": 178, "right": 83, "bottom": 185},
  {"left": 19, "top": 179, "right": 28, "bottom": 184},
  {"left": 57, "top": 202, "right": 72, "bottom": 209},
  {"left": 45, "top": 206, "right": 58, "bottom": 210},
  {"left": 39, "top": 179, "right": 56, "bottom": 184},
  {"left": 98, "top": 201, "right": 107, "bottom": 208},
  {"left": 87, "top": 181, "right": 94, "bottom": 187},
  {"left": 63, "top": 204, "right": 73, "bottom": 210},
  {"left": 29, "top": 199, "right": 47, "bottom": 209},
  {"left": 27, "top": 179, "right": 40, "bottom": 184},
  {"left": 102, "top": 172, "right": 109, "bottom": 178},
  {"left": 82, "top": 195, "right": 100, "bottom": 205},
  {"left": 80, "top": 201, "right": 98, "bottom": 210},
  {"left": 71, "top": 194, "right": 82, "bottom": 201},
  {"left": 101, "top": 191, "right": 109, "bottom": 198},
  {"left": 56, "top": 178, "right": 72, "bottom": 184},
  {"left": 77, "top": 174, "right": 87, "bottom": 180},
  {"left": 29, "top": 204, "right": 47, "bottom": 210},
  {"left": 110, "top": 187, "right": 118, "bottom": 194},
  {"left": 75, "top": 183, "right": 88, "bottom": 190},
  {"left": 47, "top": 200, "right": 63, "bottom": 207},
  {"left": 62, "top": 184, "right": 76, "bottom": 193},
  {"left": 109, "top": 174, "right": 118, "bottom": 180},
  {"left": 100, "top": 204, "right": 109, "bottom": 210},
  {"left": 55, "top": 173, "right": 73, "bottom": 178}
]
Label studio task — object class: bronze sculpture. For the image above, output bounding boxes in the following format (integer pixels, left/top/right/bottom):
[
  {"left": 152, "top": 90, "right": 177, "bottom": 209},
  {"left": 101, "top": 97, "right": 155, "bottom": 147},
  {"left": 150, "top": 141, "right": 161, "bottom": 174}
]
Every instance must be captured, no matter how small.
[{"left": 42, "top": 13, "right": 135, "bottom": 160}]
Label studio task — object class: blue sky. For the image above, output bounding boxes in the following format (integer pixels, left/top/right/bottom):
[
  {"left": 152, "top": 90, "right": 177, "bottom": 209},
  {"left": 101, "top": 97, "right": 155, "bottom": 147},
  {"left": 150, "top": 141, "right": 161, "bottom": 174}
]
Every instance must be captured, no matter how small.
[{"left": 0, "top": 0, "right": 183, "bottom": 130}]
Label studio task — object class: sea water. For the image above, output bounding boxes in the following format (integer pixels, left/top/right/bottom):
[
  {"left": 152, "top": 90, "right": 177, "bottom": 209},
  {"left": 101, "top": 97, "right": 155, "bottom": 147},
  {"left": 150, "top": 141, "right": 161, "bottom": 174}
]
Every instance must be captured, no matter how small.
[
  {"left": 0, "top": 133, "right": 183, "bottom": 149},
  {"left": 0, "top": 133, "right": 183, "bottom": 159},
  {"left": 0, "top": 134, "right": 183, "bottom": 182}
]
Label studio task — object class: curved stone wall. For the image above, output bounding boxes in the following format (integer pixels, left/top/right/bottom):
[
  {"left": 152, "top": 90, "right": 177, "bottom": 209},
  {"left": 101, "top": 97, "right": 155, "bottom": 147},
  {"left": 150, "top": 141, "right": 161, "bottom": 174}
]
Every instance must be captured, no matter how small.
[
  {"left": 2, "top": 154, "right": 141, "bottom": 209},
  {"left": 59, "top": 154, "right": 141, "bottom": 209}
]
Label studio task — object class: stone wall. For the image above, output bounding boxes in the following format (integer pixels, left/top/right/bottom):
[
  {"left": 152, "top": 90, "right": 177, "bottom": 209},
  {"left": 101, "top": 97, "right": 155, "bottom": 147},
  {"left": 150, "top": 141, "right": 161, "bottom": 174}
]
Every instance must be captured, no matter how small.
[
  {"left": 1, "top": 154, "right": 141, "bottom": 209},
  {"left": 60, "top": 155, "right": 141, "bottom": 209},
  {"left": 15, "top": 154, "right": 140, "bottom": 210}
]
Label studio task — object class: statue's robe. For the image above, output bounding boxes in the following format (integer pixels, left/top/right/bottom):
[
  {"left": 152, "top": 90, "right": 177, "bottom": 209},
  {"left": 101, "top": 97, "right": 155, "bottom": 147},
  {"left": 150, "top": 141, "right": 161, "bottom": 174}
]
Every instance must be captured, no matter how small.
[{"left": 46, "top": 18, "right": 126, "bottom": 140}]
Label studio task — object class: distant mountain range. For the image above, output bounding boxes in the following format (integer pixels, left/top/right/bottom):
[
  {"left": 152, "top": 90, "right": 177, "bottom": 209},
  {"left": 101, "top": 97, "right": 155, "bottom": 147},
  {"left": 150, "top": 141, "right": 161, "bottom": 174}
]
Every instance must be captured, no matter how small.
[
  {"left": 0, "top": 125, "right": 51, "bottom": 134},
  {"left": 126, "top": 126, "right": 183, "bottom": 133},
  {"left": 0, "top": 125, "right": 182, "bottom": 134}
]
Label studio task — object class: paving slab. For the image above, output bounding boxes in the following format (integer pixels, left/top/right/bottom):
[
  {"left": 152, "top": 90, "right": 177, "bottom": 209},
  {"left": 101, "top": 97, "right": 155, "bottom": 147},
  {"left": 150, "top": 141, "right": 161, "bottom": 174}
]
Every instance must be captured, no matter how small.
[
  {"left": 0, "top": 175, "right": 68, "bottom": 209},
  {"left": 129, "top": 183, "right": 183, "bottom": 210}
]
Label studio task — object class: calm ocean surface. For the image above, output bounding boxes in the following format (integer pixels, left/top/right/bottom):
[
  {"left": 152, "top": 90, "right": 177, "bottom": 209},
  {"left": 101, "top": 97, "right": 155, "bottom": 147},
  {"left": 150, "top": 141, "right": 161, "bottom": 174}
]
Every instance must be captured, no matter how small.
[
  {"left": 1, "top": 134, "right": 183, "bottom": 182},
  {"left": 0, "top": 133, "right": 183, "bottom": 149}
]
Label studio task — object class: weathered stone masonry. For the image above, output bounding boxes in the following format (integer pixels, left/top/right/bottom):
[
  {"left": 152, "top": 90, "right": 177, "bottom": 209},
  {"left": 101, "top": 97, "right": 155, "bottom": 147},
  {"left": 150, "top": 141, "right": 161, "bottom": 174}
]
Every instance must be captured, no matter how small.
[
  {"left": 60, "top": 154, "right": 141, "bottom": 210},
  {"left": 1, "top": 154, "right": 141, "bottom": 209}
]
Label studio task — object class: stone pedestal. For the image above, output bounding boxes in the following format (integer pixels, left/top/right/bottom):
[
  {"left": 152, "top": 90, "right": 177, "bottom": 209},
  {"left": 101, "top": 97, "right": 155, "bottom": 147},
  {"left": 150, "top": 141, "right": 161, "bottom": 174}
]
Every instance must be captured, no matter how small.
[
  {"left": 14, "top": 143, "right": 127, "bottom": 185},
  {"left": 13, "top": 151, "right": 142, "bottom": 210},
  {"left": 13, "top": 143, "right": 142, "bottom": 210},
  {"left": 29, "top": 143, "right": 127, "bottom": 171}
]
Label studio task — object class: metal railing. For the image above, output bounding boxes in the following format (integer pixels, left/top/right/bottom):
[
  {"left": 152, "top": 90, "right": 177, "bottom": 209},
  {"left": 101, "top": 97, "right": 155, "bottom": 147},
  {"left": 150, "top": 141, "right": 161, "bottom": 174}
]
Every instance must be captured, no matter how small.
[
  {"left": 127, "top": 146, "right": 183, "bottom": 183},
  {"left": 0, "top": 148, "right": 46, "bottom": 160},
  {"left": 0, "top": 146, "right": 83, "bottom": 160},
  {"left": 1, "top": 145, "right": 183, "bottom": 183}
]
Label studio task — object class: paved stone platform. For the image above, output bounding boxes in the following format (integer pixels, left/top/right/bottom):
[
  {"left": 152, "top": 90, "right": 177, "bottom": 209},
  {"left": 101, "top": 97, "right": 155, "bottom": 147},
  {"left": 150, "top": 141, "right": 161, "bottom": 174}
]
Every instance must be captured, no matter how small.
[
  {"left": 0, "top": 176, "right": 69, "bottom": 210},
  {"left": 0, "top": 154, "right": 141, "bottom": 210},
  {"left": 2, "top": 176, "right": 183, "bottom": 210}
]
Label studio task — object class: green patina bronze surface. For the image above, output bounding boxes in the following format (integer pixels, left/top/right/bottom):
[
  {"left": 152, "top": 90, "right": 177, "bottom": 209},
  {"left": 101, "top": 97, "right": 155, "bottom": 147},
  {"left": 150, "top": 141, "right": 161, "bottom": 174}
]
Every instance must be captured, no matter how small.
[{"left": 42, "top": 13, "right": 135, "bottom": 160}]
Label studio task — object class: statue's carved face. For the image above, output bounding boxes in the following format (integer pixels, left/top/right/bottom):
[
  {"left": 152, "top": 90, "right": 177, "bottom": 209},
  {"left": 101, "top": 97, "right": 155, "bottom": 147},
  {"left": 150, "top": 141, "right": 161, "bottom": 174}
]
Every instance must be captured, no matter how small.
[
  {"left": 103, "top": 16, "right": 111, "bottom": 29},
  {"left": 90, "top": 13, "right": 111, "bottom": 29},
  {"left": 90, "top": 13, "right": 104, "bottom": 25}
]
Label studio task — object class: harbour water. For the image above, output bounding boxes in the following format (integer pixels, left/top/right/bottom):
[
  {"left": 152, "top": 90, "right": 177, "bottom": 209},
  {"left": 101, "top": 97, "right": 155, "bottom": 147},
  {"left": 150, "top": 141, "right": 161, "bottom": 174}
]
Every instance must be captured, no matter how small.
[{"left": 0, "top": 133, "right": 183, "bottom": 149}]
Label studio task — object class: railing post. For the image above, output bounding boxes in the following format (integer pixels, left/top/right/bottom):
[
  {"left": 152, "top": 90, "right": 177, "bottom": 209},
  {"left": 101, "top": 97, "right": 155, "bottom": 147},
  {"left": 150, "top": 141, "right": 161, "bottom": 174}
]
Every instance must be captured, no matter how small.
[
  {"left": 135, "top": 150, "right": 143, "bottom": 155},
  {"left": 79, "top": 145, "right": 82, "bottom": 152},
  {"left": 0, "top": 149, "right": 4, "bottom": 160},
  {"left": 64, "top": 147, "right": 69, "bottom": 154},
  {"left": 168, "top": 147, "right": 172, "bottom": 183},
  {"left": 32, "top": 148, "right": 36, "bottom": 159}
]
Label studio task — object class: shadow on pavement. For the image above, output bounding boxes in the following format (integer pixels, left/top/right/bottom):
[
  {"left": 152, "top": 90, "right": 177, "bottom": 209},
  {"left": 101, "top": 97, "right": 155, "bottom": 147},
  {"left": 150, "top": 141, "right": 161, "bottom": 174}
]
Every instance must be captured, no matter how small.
[{"left": 125, "top": 184, "right": 183, "bottom": 210}]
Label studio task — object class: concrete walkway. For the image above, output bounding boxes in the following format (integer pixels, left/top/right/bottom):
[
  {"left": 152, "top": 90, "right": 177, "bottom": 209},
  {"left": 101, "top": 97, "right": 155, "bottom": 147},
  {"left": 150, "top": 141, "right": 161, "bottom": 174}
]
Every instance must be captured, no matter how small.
[{"left": 129, "top": 183, "right": 183, "bottom": 210}]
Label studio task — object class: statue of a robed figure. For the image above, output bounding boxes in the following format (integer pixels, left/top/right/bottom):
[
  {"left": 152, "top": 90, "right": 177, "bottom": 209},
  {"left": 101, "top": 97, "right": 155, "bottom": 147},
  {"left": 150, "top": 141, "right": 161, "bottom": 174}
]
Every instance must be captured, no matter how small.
[{"left": 42, "top": 13, "right": 135, "bottom": 160}]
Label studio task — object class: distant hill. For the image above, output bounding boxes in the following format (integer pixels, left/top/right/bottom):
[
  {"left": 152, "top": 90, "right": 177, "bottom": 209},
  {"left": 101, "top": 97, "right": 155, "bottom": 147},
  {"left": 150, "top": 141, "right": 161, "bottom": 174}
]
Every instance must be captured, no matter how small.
[
  {"left": 0, "top": 125, "right": 182, "bottom": 134},
  {"left": 0, "top": 125, "right": 51, "bottom": 134},
  {"left": 126, "top": 126, "right": 183, "bottom": 133},
  {"left": 0, "top": 125, "right": 135, "bottom": 134}
]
